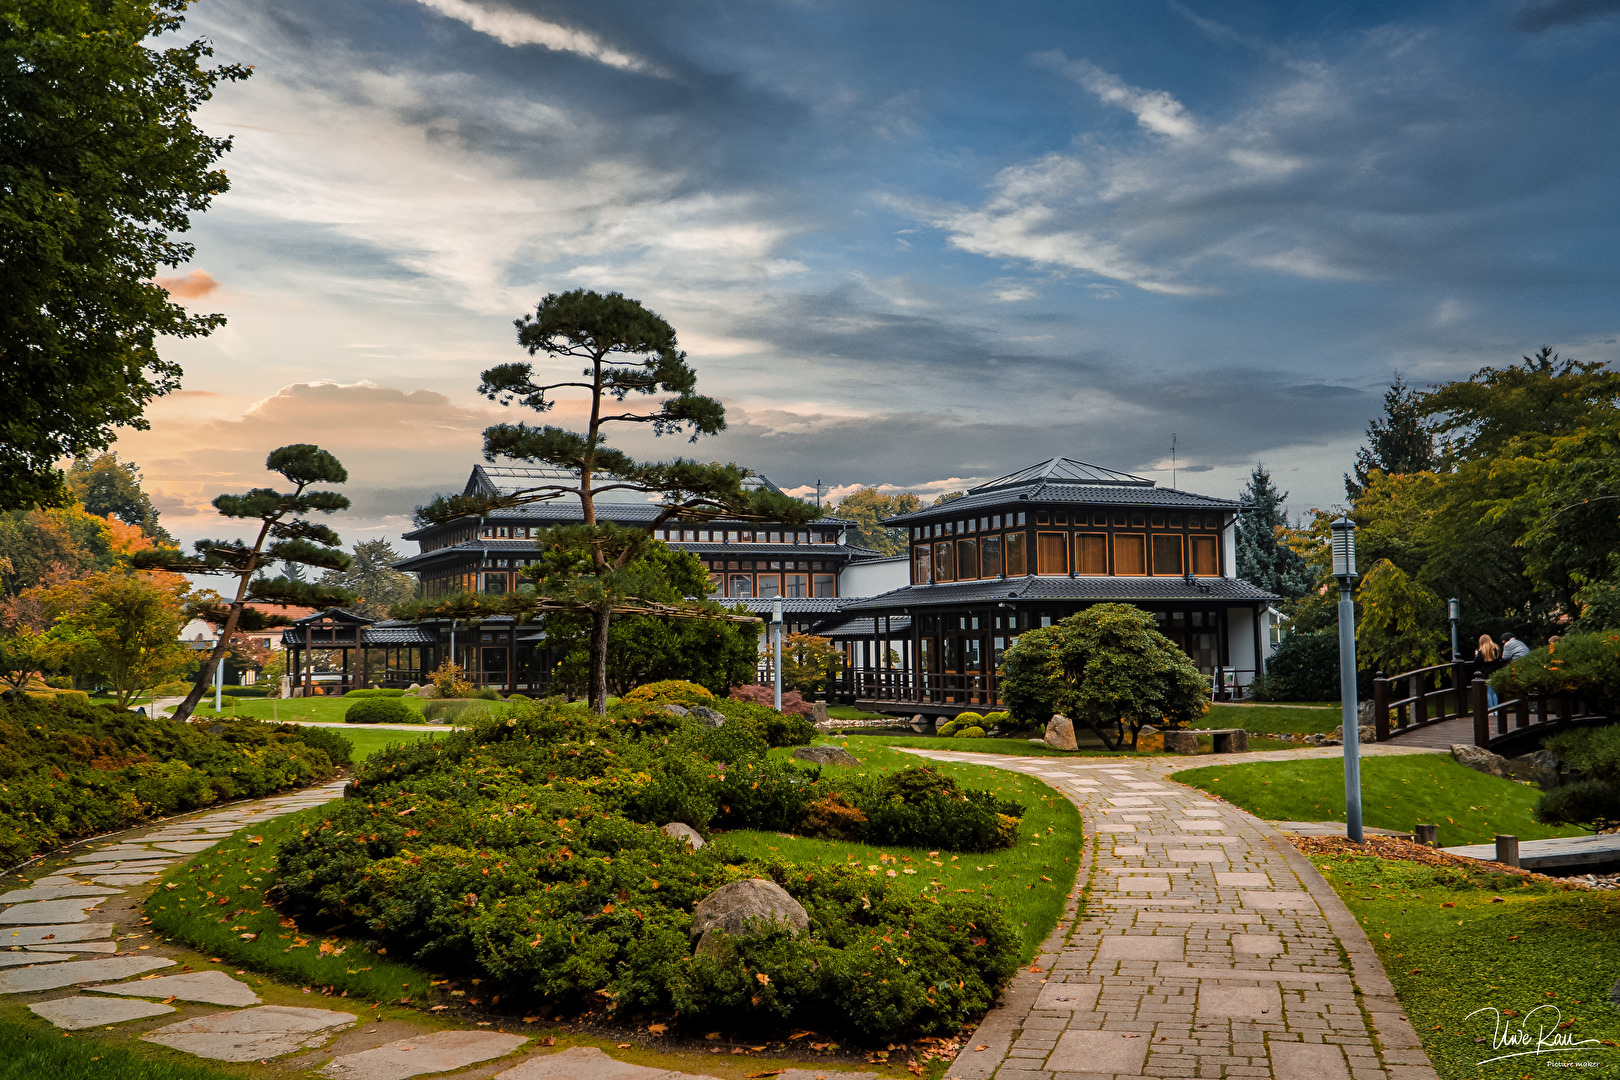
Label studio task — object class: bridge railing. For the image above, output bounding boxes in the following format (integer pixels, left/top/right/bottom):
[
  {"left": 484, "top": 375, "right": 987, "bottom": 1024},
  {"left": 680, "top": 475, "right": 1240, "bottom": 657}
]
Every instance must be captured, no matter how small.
[{"left": 1377, "top": 660, "right": 1603, "bottom": 748}]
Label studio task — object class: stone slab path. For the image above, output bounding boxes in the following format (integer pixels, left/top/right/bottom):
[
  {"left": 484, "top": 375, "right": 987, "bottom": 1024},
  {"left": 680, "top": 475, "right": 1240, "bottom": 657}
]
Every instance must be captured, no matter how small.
[{"left": 898, "top": 745, "right": 1442, "bottom": 1080}]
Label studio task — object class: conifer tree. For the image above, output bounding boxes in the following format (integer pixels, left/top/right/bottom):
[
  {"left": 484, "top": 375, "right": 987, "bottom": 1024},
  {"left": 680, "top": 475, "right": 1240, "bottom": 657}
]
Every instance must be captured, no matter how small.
[
  {"left": 1235, "top": 464, "right": 1311, "bottom": 598},
  {"left": 1345, "top": 372, "right": 1437, "bottom": 499}
]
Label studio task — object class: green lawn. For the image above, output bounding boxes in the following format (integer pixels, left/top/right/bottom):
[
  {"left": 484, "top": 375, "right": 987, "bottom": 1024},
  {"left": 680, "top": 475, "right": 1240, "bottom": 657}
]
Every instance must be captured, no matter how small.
[
  {"left": 826, "top": 705, "right": 892, "bottom": 720},
  {"left": 1311, "top": 848, "right": 1620, "bottom": 1080},
  {"left": 732, "top": 740, "right": 1083, "bottom": 960},
  {"left": 191, "top": 696, "right": 426, "bottom": 724},
  {"left": 0, "top": 1018, "right": 249, "bottom": 1080},
  {"left": 1172, "top": 756, "right": 1587, "bottom": 846},
  {"left": 336, "top": 725, "right": 455, "bottom": 762},
  {"left": 1197, "top": 703, "right": 1341, "bottom": 735}
]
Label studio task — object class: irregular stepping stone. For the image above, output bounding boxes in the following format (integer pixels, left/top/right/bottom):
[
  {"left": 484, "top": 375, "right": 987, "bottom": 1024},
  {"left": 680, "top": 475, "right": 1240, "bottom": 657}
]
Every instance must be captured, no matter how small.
[
  {"left": 73, "top": 848, "right": 160, "bottom": 862},
  {"left": 93, "top": 875, "right": 164, "bottom": 886},
  {"left": 0, "top": 954, "right": 174, "bottom": 993},
  {"left": 30, "top": 994, "right": 176, "bottom": 1029},
  {"left": 143, "top": 1005, "right": 356, "bottom": 1062},
  {"left": 0, "top": 898, "right": 106, "bottom": 925},
  {"left": 92, "top": 970, "right": 260, "bottom": 1007},
  {"left": 3, "top": 923, "right": 115, "bottom": 946},
  {"left": 320, "top": 1029, "right": 526, "bottom": 1079},
  {"left": 0, "top": 884, "right": 120, "bottom": 903},
  {"left": 495, "top": 1046, "right": 722, "bottom": 1079},
  {"left": 63, "top": 859, "right": 177, "bottom": 876},
  {"left": 0, "top": 951, "right": 81, "bottom": 967},
  {"left": 27, "top": 941, "right": 117, "bottom": 953},
  {"left": 152, "top": 841, "right": 218, "bottom": 853}
]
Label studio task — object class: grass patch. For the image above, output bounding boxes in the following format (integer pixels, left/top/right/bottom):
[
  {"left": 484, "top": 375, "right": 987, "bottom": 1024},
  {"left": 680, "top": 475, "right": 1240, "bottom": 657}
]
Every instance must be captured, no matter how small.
[
  {"left": 335, "top": 725, "right": 454, "bottom": 763},
  {"left": 1173, "top": 756, "right": 1587, "bottom": 846},
  {"left": 191, "top": 697, "right": 423, "bottom": 724},
  {"left": 1198, "top": 703, "right": 1341, "bottom": 735},
  {"left": 1309, "top": 849, "right": 1620, "bottom": 1079},
  {"left": 826, "top": 705, "right": 892, "bottom": 720},
  {"left": 737, "top": 740, "right": 1083, "bottom": 961},
  {"left": 0, "top": 1018, "right": 250, "bottom": 1080},
  {"left": 145, "top": 807, "right": 438, "bottom": 1005},
  {"left": 849, "top": 734, "right": 1124, "bottom": 757}
]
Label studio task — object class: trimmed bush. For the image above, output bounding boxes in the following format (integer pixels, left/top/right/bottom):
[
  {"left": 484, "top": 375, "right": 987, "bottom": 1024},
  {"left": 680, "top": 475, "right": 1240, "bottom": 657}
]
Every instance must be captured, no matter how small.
[
  {"left": 954, "top": 726, "right": 986, "bottom": 739},
  {"left": 1250, "top": 630, "right": 1342, "bottom": 701},
  {"left": 344, "top": 697, "right": 416, "bottom": 724},
  {"left": 936, "top": 719, "right": 962, "bottom": 737},
  {"left": 344, "top": 688, "right": 407, "bottom": 698},
  {"left": 273, "top": 700, "right": 1023, "bottom": 1040},
  {"left": 954, "top": 711, "right": 985, "bottom": 727},
  {"left": 982, "top": 710, "right": 1011, "bottom": 726},
  {"left": 622, "top": 679, "right": 716, "bottom": 707}
]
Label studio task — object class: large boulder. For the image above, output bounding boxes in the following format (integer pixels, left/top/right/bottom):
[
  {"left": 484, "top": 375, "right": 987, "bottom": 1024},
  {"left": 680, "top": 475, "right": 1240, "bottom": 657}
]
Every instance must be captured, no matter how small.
[
  {"left": 1451, "top": 743, "right": 1506, "bottom": 777},
  {"left": 691, "top": 879, "right": 809, "bottom": 958},
  {"left": 1163, "top": 730, "right": 1200, "bottom": 754},
  {"left": 661, "top": 822, "right": 705, "bottom": 850},
  {"left": 414, "top": 684, "right": 439, "bottom": 699},
  {"left": 792, "top": 745, "right": 859, "bottom": 767},
  {"left": 689, "top": 705, "right": 725, "bottom": 727},
  {"left": 663, "top": 703, "right": 691, "bottom": 717},
  {"left": 1044, "top": 715, "right": 1078, "bottom": 751},
  {"left": 1333, "top": 724, "right": 1378, "bottom": 744},
  {"left": 810, "top": 701, "right": 829, "bottom": 724}
]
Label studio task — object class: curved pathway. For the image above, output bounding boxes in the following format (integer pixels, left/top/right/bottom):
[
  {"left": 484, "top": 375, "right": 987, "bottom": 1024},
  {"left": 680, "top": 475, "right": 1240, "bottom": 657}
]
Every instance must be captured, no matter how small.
[{"left": 898, "top": 746, "right": 1443, "bottom": 1080}]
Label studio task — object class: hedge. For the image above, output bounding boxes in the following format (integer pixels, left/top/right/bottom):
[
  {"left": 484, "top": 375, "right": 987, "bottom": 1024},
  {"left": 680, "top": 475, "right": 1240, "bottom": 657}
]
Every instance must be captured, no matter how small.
[
  {"left": 0, "top": 697, "right": 349, "bottom": 867},
  {"left": 273, "top": 698, "right": 1023, "bottom": 1040},
  {"left": 345, "top": 697, "right": 417, "bottom": 724}
]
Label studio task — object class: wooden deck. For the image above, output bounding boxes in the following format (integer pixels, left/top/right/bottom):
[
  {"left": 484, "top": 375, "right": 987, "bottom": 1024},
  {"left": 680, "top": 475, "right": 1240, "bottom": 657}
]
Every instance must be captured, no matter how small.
[
  {"left": 1380, "top": 714, "right": 1475, "bottom": 749},
  {"left": 1442, "top": 832, "right": 1620, "bottom": 871}
]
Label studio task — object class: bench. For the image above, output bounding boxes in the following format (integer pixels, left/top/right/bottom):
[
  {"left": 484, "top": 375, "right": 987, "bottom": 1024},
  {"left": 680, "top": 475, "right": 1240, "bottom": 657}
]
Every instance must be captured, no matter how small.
[{"left": 1165, "top": 728, "right": 1249, "bottom": 754}]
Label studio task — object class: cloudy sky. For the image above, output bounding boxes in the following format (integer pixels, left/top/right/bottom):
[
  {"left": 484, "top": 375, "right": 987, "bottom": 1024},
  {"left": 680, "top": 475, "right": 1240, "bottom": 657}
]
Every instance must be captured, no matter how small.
[{"left": 120, "top": 0, "right": 1620, "bottom": 550}]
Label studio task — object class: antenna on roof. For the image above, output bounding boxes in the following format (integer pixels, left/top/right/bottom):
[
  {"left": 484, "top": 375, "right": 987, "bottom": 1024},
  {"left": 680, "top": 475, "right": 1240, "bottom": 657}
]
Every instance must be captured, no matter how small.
[{"left": 1170, "top": 433, "right": 1179, "bottom": 489}]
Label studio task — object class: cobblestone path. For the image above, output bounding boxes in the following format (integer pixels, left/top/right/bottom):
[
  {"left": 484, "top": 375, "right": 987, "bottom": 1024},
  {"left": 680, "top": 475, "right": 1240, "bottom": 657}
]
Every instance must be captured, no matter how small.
[{"left": 899, "top": 748, "right": 1441, "bottom": 1080}]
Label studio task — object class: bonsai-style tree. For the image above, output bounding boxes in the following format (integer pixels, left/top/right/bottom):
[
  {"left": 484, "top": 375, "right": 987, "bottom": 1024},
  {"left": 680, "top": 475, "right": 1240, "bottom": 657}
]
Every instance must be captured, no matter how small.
[
  {"left": 1000, "top": 603, "right": 1209, "bottom": 749},
  {"left": 132, "top": 444, "right": 353, "bottom": 720},
  {"left": 416, "top": 289, "right": 819, "bottom": 713}
]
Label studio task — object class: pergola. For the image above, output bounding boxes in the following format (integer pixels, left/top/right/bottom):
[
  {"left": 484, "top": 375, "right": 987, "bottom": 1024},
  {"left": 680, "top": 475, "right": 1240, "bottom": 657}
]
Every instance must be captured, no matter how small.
[{"left": 281, "top": 609, "right": 438, "bottom": 695}]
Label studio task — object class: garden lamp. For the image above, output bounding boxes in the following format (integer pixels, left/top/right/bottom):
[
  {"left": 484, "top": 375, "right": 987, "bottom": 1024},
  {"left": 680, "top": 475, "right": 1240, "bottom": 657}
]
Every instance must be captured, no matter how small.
[
  {"left": 1448, "top": 598, "right": 1461, "bottom": 661},
  {"left": 772, "top": 595, "right": 784, "bottom": 711},
  {"left": 1330, "top": 517, "right": 1364, "bottom": 843}
]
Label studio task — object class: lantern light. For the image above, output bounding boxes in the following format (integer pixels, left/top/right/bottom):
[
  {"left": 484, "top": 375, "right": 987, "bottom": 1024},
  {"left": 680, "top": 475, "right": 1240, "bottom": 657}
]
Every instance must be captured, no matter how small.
[{"left": 1330, "top": 517, "right": 1357, "bottom": 582}]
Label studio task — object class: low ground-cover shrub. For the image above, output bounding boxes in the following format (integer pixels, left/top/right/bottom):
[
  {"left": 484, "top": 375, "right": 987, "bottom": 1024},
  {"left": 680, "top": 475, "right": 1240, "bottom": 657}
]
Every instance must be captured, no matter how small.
[
  {"left": 622, "top": 679, "right": 715, "bottom": 707},
  {"left": 1534, "top": 723, "right": 1620, "bottom": 830},
  {"left": 0, "top": 697, "right": 348, "bottom": 866},
  {"left": 420, "top": 699, "right": 497, "bottom": 725},
  {"left": 272, "top": 699, "right": 1024, "bottom": 1040},
  {"left": 1494, "top": 632, "right": 1620, "bottom": 702},
  {"left": 345, "top": 688, "right": 408, "bottom": 698},
  {"left": 345, "top": 697, "right": 417, "bottom": 724}
]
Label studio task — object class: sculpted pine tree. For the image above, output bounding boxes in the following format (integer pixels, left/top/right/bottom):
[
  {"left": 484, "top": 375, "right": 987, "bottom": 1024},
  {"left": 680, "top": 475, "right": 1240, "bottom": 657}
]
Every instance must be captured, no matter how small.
[
  {"left": 416, "top": 289, "right": 820, "bottom": 714},
  {"left": 1345, "top": 373, "right": 1438, "bottom": 499},
  {"left": 131, "top": 445, "right": 354, "bottom": 720}
]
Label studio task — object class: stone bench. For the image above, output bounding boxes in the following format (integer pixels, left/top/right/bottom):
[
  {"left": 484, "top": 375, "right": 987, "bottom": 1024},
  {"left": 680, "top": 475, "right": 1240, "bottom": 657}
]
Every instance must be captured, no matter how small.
[{"left": 1164, "top": 728, "right": 1248, "bottom": 754}]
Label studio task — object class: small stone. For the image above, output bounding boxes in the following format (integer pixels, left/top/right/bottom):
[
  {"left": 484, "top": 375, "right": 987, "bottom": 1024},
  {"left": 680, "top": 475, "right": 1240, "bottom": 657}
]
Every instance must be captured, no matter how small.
[
  {"left": 142, "top": 1005, "right": 356, "bottom": 1062},
  {"left": 320, "top": 1029, "right": 527, "bottom": 1079},
  {"left": 661, "top": 823, "right": 706, "bottom": 850},
  {"left": 0, "top": 898, "right": 106, "bottom": 925},
  {"left": 1043, "top": 715, "right": 1078, "bottom": 750},
  {"left": 0, "top": 954, "right": 174, "bottom": 994},
  {"left": 791, "top": 745, "right": 858, "bottom": 766},
  {"left": 30, "top": 995, "right": 176, "bottom": 1030},
  {"left": 91, "top": 970, "right": 261, "bottom": 1007},
  {"left": 688, "top": 705, "right": 724, "bottom": 726},
  {"left": 690, "top": 878, "right": 809, "bottom": 958}
]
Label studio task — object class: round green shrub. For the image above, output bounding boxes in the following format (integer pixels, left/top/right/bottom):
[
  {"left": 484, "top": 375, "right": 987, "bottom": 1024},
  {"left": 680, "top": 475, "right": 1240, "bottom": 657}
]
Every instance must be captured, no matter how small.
[
  {"left": 953, "top": 726, "right": 985, "bottom": 739},
  {"left": 982, "top": 710, "right": 1011, "bottom": 725},
  {"left": 936, "top": 719, "right": 961, "bottom": 737},
  {"left": 954, "top": 711, "right": 984, "bottom": 726},
  {"left": 344, "top": 697, "right": 415, "bottom": 724},
  {"left": 622, "top": 679, "right": 716, "bottom": 707}
]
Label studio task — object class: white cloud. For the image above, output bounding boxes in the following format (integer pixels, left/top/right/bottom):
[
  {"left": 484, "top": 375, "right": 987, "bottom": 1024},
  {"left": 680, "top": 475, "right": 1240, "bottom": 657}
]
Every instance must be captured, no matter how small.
[
  {"left": 1036, "top": 52, "right": 1200, "bottom": 140},
  {"left": 413, "top": 0, "right": 662, "bottom": 75}
]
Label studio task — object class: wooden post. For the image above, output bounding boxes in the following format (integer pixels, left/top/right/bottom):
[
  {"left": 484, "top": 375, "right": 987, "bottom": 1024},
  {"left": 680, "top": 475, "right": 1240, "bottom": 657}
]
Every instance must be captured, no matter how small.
[
  {"left": 1407, "top": 673, "right": 1420, "bottom": 729},
  {"left": 1373, "top": 673, "right": 1390, "bottom": 741},
  {"left": 1414, "top": 671, "right": 1428, "bottom": 727},
  {"left": 1453, "top": 660, "right": 1468, "bottom": 723},
  {"left": 1515, "top": 696, "right": 1530, "bottom": 731},
  {"left": 1472, "top": 677, "right": 1490, "bottom": 746},
  {"left": 1414, "top": 823, "right": 1438, "bottom": 847},
  {"left": 1495, "top": 834, "right": 1520, "bottom": 868}
]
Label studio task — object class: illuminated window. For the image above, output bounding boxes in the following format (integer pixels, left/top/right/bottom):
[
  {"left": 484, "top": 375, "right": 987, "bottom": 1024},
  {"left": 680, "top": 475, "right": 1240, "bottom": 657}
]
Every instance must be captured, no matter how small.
[
  {"left": 708, "top": 572, "right": 725, "bottom": 595},
  {"left": 1152, "top": 534, "right": 1184, "bottom": 575},
  {"left": 1036, "top": 533, "right": 1068, "bottom": 574},
  {"left": 1114, "top": 534, "right": 1147, "bottom": 575},
  {"left": 915, "top": 546, "right": 933, "bottom": 584},
  {"left": 1075, "top": 534, "right": 1108, "bottom": 574}
]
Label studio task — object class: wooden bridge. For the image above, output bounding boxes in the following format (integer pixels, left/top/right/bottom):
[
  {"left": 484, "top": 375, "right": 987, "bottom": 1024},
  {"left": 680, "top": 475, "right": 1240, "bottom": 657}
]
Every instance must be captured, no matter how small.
[{"left": 1374, "top": 660, "right": 1609, "bottom": 752}]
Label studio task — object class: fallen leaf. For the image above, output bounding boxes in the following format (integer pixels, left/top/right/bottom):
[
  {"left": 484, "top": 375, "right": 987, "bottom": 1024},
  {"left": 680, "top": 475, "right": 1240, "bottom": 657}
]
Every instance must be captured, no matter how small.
[
  {"left": 246, "top": 836, "right": 263, "bottom": 847},
  {"left": 617, "top": 1043, "right": 632, "bottom": 1049},
  {"left": 755, "top": 972, "right": 771, "bottom": 985},
  {"left": 975, "top": 1045, "right": 989, "bottom": 1052},
  {"left": 648, "top": 1024, "right": 668, "bottom": 1035}
]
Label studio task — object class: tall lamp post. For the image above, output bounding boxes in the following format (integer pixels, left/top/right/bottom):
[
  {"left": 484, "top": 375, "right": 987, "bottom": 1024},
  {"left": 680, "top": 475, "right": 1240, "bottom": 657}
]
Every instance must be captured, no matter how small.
[
  {"left": 772, "top": 595, "right": 784, "bottom": 711},
  {"left": 1331, "top": 517, "right": 1364, "bottom": 843},
  {"left": 1448, "top": 598, "right": 1461, "bottom": 661}
]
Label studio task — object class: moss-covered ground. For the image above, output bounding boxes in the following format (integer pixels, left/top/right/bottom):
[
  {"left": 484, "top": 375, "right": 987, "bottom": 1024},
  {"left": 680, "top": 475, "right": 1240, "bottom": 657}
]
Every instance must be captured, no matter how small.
[
  {"left": 1309, "top": 846, "right": 1620, "bottom": 1080},
  {"left": 1173, "top": 755, "right": 1586, "bottom": 846}
]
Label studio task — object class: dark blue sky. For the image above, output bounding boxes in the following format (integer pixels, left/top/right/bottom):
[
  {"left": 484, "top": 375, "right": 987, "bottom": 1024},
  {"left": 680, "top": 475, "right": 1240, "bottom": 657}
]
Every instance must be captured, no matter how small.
[{"left": 131, "top": 0, "right": 1620, "bottom": 542}]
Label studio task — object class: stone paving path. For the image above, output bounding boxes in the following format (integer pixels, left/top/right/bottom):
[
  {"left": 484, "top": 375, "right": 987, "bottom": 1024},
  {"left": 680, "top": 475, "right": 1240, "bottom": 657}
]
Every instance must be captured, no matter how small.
[{"left": 897, "top": 745, "right": 1443, "bottom": 1080}]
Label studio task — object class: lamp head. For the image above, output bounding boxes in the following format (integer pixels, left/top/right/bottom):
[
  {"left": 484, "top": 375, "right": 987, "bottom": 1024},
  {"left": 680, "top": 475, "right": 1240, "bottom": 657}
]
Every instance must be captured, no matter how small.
[
  {"left": 1330, "top": 516, "right": 1357, "bottom": 582},
  {"left": 1448, "top": 597, "right": 1460, "bottom": 621},
  {"left": 771, "top": 595, "right": 783, "bottom": 623}
]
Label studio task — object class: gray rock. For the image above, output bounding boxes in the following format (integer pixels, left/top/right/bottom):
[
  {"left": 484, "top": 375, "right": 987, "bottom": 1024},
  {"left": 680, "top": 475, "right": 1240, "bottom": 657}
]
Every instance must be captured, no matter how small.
[
  {"left": 661, "top": 822, "right": 706, "bottom": 850},
  {"left": 1, "top": 922, "right": 114, "bottom": 947},
  {"left": 414, "top": 684, "right": 439, "bottom": 699},
  {"left": 791, "top": 745, "right": 859, "bottom": 766},
  {"left": 690, "top": 878, "right": 809, "bottom": 959},
  {"left": 30, "top": 995, "right": 176, "bottom": 1030},
  {"left": 1501, "top": 748, "right": 1565, "bottom": 789},
  {"left": 662, "top": 703, "right": 691, "bottom": 716},
  {"left": 0, "top": 898, "right": 106, "bottom": 925},
  {"left": 494, "top": 1045, "right": 725, "bottom": 1080},
  {"left": 1163, "top": 730, "right": 1200, "bottom": 754},
  {"left": 1451, "top": 743, "right": 1506, "bottom": 777},
  {"left": 142, "top": 1005, "right": 356, "bottom": 1062},
  {"left": 1044, "top": 714, "right": 1078, "bottom": 751},
  {"left": 0, "top": 954, "right": 174, "bottom": 994},
  {"left": 1332, "top": 724, "right": 1378, "bottom": 744},
  {"left": 320, "top": 1029, "right": 527, "bottom": 1080},
  {"left": 688, "top": 705, "right": 725, "bottom": 726},
  {"left": 813, "top": 720, "right": 835, "bottom": 733},
  {"left": 810, "top": 701, "right": 829, "bottom": 724},
  {"left": 91, "top": 970, "right": 261, "bottom": 1007}
]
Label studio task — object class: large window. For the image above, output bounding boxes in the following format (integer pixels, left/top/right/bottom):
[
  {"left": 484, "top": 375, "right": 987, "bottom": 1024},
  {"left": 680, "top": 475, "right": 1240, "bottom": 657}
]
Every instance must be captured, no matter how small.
[
  {"left": 914, "top": 545, "right": 932, "bottom": 584},
  {"left": 1006, "top": 531, "right": 1027, "bottom": 575},
  {"left": 1036, "top": 532, "right": 1068, "bottom": 574},
  {"left": 708, "top": 572, "right": 725, "bottom": 595},
  {"left": 981, "top": 534, "right": 1002, "bottom": 577},
  {"left": 1114, "top": 534, "right": 1147, "bottom": 575},
  {"left": 757, "top": 574, "right": 782, "bottom": 598},
  {"left": 1075, "top": 533, "right": 1108, "bottom": 575},
  {"left": 934, "top": 541, "right": 956, "bottom": 581},
  {"left": 1152, "top": 534, "right": 1184, "bottom": 575},
  {"left": 956, "top": 537, "right": 978, "bottom": 580},
  {"left": 813, "top": 573, "right": 836, "bottom": 597},
  {"left": 1191, "top": 535, "right": 1219, "bottom": 576},
  {"left": 784, "top": 573, "right": 808, "bottom": 597},
  {"left": 481, "top": 573, "right": 508, "bottom": 594},
  {"left": 729, "top": 574, "right": 753, "bottom": 598}
]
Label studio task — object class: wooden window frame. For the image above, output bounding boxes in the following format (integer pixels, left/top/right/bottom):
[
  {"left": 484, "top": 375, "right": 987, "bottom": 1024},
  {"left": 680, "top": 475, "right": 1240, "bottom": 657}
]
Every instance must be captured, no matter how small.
[
  {"left": 1005, "top": 531, "right": 1028, "bottom": 576},
  {"left": 1151, "top": 534, "right": 1185, "bottom": 576},
  {"left": 956, "top": 537, "right": 979, "bottom": 580},
  {"left": 1113, "top": 533, "right": 1148, "bottom": 576},
  {"left": 1035, "top": 531, "right": 1069, "bottom": 575},
  {"left": 1075, "top": 533, "right": 1109, "bottom": 575},
  {"left": 1191, "top": 535, "right": 1220, "bottom": 577}
]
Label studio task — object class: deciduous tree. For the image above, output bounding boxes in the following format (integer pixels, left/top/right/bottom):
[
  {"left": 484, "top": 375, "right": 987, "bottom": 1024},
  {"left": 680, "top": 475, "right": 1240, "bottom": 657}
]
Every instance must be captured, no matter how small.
[
  {"left": 66, "top": 453, "right": 172, "bottom": 543},
  {"left": 1, "top": 0, "right": 248, "bottom": 509},
  {"left": 834, "top": 488, "right": 921, "bottom": 556},
  {"left": 38, "top": 570, "right": 192, "bottom": 705}
]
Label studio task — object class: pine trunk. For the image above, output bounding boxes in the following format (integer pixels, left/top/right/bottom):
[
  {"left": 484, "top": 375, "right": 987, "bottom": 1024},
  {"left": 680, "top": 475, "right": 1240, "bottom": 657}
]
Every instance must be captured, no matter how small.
[{"left": 589, "top": 606, "right": 611, "bottom": 715}]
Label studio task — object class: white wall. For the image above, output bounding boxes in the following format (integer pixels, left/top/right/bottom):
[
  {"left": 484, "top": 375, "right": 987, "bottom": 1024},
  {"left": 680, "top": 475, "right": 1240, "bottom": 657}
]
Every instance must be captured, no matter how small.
[
  {"left": 1228, "top": 606, "right": 1258, "bottom": 687},
  {"left": 840, "top": 556, "right": 910, "bottom": 598},
  {"left": 1223, "top": 520, "right": 1238, "bottom": 578}
]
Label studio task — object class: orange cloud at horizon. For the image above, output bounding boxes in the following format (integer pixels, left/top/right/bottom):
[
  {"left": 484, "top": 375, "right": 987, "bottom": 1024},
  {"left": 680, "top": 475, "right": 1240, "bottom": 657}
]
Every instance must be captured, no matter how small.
[{"left": 155, "top": 270, "right": 221, "bottom": 298}]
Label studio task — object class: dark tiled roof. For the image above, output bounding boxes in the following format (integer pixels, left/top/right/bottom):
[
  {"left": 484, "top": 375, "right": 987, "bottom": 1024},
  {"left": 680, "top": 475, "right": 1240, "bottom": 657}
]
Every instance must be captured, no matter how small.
[
  {"left": 292, "top": 607, "right": 375, "bottom": 625},
  {"left": 882, "top": 482, "right": 1238, "bottom": 525},
  {"left": 814, "top": 616, "right": 912, "bottom": 639},
  {"left": 976, "top": 457, "right": 1155, "bottom": 490},
  {"left": 840, "top": 574, "right": 1280, "bottom": 611},
  {"left": 676, "top": 543, "right": 872, "bottom": 558},
  {"left": 281, "top": 625, "right": 436, "bottom": 646},
  {"left": 731, "top": 597, "right": 850, "bottom": 616}
]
